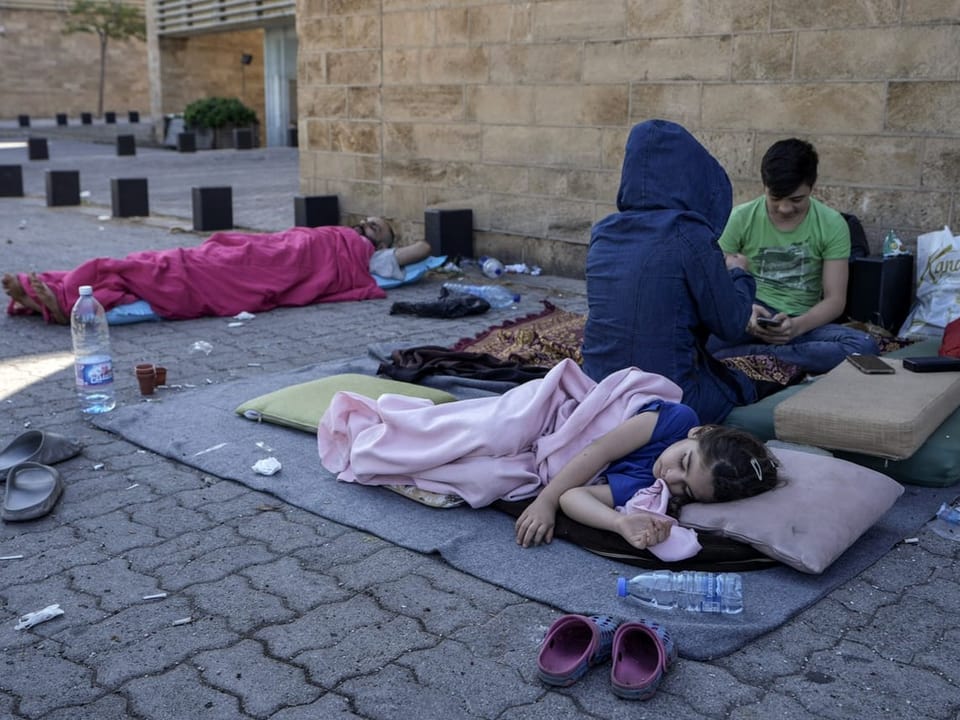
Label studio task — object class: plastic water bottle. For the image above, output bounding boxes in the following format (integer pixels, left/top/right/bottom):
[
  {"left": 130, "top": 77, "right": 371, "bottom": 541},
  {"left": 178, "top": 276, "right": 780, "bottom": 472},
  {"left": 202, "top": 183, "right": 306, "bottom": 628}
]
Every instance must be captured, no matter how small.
[
  {"left": 70, "top": 285, "right": 116, "bottom": 414},
  {"left": 617, "top": 570, "right": 743, "bottom": 614},
  {"left": 479, "top": 256, "right": 505, "bottom": 279},
  {"left": 442, "top": 282, "right": 519, "bottom": 309}
]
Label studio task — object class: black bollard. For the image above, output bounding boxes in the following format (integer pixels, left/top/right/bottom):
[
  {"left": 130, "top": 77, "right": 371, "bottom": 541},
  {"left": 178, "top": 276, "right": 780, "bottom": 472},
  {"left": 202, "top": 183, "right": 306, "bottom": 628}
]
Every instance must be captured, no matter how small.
[
  {"left": 287, "top": 127, "right": 298, "bottom": 148},
  {"left": 233, "top": 127, "right": 254, "bottom": 150},
  {"left": 177, "top": 132, "right": 196, "bottom": 153},
  {"left": 192, "top": 186, "right": 233, "bottom": 231},
  {"left": 0, "top": 165, "right": 24, "bottom": 197},
  {"left": 105, "top": 111, "right": 117, "bottom": 124},
  {"left": 81, "top": 112, "right": 93, "bottom": 125},
  {"left": 18, "top": 115, "right": 30, "bottom": 128},
  {"left": 294, "top": 195, "right": 340, "bottom": 227},
  {"left": 111, "top": 178, "right": 149, "bottom": 217},
  {"left": 116, "top": 134, "right": 136, "bottom": 156},
  {"left": 45, "top": 170, "right": 81, "bottom": 207},
  {"left": 27, "top": 137, "right": 49, "bottom": 161},
  {"left": 128, "top": 110, "right": 140, "bottom": 123},
  {"left": 56, "top": 113, "right": 68, "bottom": 126}
]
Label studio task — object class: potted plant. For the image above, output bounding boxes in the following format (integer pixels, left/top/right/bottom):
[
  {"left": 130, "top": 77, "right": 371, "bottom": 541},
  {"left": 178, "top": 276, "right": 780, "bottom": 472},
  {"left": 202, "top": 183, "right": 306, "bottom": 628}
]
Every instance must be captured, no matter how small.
[{"left": 183, "top": 97, "right": 258, "bottom": 149}]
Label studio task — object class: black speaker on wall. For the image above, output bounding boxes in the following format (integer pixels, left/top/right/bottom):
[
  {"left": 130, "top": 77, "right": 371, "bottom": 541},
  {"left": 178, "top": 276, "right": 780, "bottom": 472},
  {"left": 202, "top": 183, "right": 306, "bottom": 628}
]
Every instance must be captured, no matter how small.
[{"left": 425, "top": 208, "right": 474, "bottom": 259}]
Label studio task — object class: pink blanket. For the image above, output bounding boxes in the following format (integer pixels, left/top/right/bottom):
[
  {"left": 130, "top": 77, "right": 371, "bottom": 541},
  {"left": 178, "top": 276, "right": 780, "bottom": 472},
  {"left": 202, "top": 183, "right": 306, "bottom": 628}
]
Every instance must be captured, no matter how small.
[
  {"left": 317, "top": 359, "right": 684, "bottom": 508},
  {"left": 11, "top": 226, "right": 385, "bottom": 321}
]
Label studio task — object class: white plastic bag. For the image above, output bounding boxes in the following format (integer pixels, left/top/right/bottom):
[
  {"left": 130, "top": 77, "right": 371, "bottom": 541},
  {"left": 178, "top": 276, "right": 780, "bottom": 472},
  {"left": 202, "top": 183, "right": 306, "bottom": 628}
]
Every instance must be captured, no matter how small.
[{"left": 898, "top": 226, "right": 960, "bottom": 339}]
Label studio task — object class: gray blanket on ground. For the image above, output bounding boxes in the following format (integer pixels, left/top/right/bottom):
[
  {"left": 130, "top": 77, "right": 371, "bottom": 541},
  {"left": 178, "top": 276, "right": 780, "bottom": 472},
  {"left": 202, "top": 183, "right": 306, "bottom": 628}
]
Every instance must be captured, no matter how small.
[{"left": 91, "top": 356, "right": 956, "bottom": 661}]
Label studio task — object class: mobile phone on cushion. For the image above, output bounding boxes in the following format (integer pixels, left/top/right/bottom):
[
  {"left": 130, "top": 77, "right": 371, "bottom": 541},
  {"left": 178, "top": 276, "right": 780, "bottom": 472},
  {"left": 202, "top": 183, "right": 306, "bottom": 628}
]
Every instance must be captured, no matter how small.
[
  {"left": 903, "top": 356, "right": 960, "bottom": 373},
  {"left": 756, "top": 316, "right": 782, "bottom": 328},
  {"left": 846, "top": 354, "right": 895, "bottom": 374}
]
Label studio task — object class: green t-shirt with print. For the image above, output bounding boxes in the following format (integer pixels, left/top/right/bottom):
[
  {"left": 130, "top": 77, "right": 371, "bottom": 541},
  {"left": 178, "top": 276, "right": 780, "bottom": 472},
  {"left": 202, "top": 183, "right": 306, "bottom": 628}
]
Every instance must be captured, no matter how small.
[{"left": 718, "top": 196, "right": 850, "bottom": 316}]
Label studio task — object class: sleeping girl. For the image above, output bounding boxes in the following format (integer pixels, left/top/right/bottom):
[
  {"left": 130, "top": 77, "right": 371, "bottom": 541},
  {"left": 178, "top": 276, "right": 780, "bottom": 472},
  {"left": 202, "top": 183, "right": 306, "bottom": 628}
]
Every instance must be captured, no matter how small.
[{"left": 318, "top": 359, "right": 777, "bottom": 561}]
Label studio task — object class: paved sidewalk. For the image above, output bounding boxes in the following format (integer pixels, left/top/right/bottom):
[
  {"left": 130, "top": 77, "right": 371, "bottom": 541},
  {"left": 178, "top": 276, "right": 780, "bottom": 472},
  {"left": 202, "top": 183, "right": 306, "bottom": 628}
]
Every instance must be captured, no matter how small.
[{"left": 0, "top": 141, "right": 957, "bottom": 720}]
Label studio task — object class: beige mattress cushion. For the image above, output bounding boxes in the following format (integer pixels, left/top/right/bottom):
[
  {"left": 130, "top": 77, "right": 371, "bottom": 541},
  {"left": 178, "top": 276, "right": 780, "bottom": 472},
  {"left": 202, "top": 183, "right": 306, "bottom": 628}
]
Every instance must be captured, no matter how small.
[{"left": 773, "top": 358, "right": 960, "bottom": 459}]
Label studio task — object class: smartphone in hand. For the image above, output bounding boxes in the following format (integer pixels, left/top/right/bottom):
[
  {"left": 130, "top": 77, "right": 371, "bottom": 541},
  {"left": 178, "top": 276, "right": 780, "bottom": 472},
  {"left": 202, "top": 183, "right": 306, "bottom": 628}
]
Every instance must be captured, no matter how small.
[
  {"left": 756, "top": 316, "right": 783, "bottom": 329},
  {"left": 846, "top": 354, "right": 895, "bottom": 374}
]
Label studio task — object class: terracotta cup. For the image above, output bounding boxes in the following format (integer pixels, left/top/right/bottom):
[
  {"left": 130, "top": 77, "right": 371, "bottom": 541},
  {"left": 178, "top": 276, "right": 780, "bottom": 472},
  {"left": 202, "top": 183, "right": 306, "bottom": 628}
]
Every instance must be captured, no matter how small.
[
  {"left": 135, "top": 363, "right": 156, "bottom": 396},
  {"left": 154, "top": 366, "right": 167, "bottom": 387}
]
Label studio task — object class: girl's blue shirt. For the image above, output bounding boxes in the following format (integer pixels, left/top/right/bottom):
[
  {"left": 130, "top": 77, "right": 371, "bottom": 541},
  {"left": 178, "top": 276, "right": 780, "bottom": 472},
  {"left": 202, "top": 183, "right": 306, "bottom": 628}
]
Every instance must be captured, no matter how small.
[{"left": 604, "top": 399, "right": 699, "bottom": 507}]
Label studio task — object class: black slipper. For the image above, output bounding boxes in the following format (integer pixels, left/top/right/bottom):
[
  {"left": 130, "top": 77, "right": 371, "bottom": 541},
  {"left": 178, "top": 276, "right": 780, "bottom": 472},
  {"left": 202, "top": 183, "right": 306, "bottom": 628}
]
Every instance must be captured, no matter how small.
[
  {"left": 0, "top": 430, "right": 81, "bottom": 476},
  {"left": 2, "top": 463, "right": 64, "bottom": 522}
]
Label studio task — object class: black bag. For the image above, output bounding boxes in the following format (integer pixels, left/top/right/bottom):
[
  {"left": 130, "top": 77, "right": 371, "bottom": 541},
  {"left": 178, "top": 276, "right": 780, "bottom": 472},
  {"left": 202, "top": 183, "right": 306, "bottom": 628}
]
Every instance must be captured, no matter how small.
[{"left": 842, "top": 212, "right": 871, "bottom": 259}]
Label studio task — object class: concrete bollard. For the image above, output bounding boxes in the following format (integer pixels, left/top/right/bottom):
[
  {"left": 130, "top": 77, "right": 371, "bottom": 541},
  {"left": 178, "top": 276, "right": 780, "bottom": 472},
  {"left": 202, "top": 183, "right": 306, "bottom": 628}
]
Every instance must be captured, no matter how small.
[
  {"left": 192, "top": 186, "right": 233, "bottom": 231},
  {"left": 45, "top": 170, "right": 81, "bottom": 207},
  {"left": 111, "top": 178, "right": 149, "bottom": 218},
  {"left": 294, "top": 195, "right": 339, "bottom": 227}
]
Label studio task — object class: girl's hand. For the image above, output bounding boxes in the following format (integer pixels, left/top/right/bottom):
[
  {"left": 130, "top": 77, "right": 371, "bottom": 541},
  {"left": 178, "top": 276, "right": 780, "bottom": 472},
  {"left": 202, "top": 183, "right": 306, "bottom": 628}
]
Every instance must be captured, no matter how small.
[
  {"left": 515, "top": 496, "right": 558, "bottom": 548},
  {"left": 614, "top": 511, "right": 675, "bottom": 550}
]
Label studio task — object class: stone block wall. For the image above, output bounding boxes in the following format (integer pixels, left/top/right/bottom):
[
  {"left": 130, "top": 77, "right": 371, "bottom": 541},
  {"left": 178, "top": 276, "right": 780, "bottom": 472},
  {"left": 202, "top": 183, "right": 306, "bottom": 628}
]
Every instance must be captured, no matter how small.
[
  {"left": 159, "top": 30, "right": 265, "bottom": 125},
  {"left": 296, "top": 0, "right": 960, "bottom": 277},
  {"left": 0, "top": 8, "right": 149, "bottom": 118}
]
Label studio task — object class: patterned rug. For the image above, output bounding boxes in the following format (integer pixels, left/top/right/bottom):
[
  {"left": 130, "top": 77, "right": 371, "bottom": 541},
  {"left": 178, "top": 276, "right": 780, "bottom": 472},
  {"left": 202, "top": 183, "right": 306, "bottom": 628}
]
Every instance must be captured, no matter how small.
[
  {"left": 451, "top": 301, "right": 585, "bottom": 366},
  {"left": 450, "top": 304, "right": 913, "bottom": 389}
]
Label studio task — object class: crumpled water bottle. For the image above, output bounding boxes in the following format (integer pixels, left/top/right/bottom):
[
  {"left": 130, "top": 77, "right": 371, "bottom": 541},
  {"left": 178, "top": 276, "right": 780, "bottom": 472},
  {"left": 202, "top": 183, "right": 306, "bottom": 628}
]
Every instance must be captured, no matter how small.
[
  {"left": 441, "top": 282, "right": 519, "bottom": 309},
  {"left": 479, "top": 256, "right": 505, "bottom": 279},
  {"left": 930, "top": 502, "right": 960, "bottom": 542}
]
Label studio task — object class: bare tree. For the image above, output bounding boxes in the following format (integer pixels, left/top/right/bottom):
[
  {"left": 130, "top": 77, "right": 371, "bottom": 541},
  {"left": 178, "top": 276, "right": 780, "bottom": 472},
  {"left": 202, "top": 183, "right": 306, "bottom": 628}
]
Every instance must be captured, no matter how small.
[{"left": 63, "top": 0, "right": 146, "bottom": 117}]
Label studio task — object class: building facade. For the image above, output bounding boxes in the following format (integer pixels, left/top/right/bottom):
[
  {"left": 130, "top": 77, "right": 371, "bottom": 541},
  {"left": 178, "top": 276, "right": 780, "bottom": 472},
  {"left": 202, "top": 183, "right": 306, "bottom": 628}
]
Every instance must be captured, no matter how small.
[{"left": 296, "top": 1, "right": 960, "bottom": 276}]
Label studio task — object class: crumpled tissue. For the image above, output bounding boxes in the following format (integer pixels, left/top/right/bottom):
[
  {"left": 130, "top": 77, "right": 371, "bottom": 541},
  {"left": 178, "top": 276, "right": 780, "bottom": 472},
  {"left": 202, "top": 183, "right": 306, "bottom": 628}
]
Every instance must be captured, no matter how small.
[{"left": 252, "top": 457, "right": 282, "bottom": 476}]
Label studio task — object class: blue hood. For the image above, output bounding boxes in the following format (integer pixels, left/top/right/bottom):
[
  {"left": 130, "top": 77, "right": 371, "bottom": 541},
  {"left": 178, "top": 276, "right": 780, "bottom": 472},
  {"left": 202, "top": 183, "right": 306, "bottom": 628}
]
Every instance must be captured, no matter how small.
[{"left": 615, "top": 119, "right": 731, "bottom": 236}]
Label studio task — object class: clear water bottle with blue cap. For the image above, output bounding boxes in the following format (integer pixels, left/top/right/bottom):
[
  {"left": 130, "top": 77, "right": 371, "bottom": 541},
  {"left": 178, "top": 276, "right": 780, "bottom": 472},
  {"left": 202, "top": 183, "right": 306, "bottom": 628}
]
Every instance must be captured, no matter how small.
[
  {"left": 617, "top": 570, "right": 743, "bottom": 614},
  {"left": 70, "top": 285, "right": 116, "bottom": 414}
]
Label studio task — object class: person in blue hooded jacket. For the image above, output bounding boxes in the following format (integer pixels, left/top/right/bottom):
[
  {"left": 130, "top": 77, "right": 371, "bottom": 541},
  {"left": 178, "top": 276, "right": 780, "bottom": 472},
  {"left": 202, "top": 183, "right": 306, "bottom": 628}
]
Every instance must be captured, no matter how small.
[{"left": 581, "top": 120, "right": 758, "bottom": 424}]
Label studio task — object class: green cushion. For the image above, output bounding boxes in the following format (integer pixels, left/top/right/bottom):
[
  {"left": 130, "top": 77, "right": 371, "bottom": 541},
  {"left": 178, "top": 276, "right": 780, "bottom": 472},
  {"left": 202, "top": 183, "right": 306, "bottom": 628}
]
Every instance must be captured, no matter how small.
[
  {"left": 235, "top": 373, "right": 457, "bottom": 433},
  {"left": 724, "top": 340, "right": 960, "bottom": 488}
]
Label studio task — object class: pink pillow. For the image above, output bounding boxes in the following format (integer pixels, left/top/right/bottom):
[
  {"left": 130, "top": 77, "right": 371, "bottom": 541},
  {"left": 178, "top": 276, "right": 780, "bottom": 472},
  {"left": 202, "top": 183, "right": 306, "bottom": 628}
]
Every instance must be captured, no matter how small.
[{"left": 679, "top": 448, "right": 903, "bottom": 574}]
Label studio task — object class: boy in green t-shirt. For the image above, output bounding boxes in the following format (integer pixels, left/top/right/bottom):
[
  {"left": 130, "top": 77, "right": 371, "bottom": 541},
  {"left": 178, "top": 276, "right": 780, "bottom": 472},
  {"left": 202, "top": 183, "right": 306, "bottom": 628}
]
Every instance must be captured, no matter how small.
[{"left": 707, "top": 139, "right": 878, "bottom": 374}]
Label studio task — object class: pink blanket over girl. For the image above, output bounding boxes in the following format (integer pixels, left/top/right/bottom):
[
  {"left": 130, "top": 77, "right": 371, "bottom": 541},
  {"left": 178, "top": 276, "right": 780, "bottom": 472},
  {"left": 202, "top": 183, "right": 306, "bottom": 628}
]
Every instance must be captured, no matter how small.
[
  {"left": 317, "top": 359, "right": 684, "bottom": 508},
  {"left": 11, "top": 226, "right": 385, "bottom": 321}
]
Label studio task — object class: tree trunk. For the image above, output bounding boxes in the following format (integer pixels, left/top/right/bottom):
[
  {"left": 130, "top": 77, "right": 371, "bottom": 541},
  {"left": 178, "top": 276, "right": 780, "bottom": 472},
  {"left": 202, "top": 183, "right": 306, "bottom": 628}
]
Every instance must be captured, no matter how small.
[{"left": 98, "top": 32, "right": 108, "bottom": 117}]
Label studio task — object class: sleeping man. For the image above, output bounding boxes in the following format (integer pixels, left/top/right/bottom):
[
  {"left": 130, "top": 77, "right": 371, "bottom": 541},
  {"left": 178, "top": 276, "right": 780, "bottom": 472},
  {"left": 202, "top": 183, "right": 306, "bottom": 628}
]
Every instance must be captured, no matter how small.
[{"left": 3, "top": 217, "right": 431, "bottom": 324}]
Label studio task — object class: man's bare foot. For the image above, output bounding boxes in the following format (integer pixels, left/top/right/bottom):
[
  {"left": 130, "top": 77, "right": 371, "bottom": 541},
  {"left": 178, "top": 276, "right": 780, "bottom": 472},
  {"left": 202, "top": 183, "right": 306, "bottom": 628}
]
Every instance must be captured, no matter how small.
[
  {"left": 27, "top": 272, "right": 67, "bottom": 324},
  {"left": 2, "top": 272, "right": 44, "bottom": 314}
]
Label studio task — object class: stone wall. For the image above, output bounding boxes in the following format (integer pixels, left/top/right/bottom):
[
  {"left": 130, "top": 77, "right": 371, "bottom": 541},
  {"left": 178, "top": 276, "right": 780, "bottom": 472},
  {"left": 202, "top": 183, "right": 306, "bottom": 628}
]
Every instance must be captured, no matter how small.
[
  {"left": 0, "top": 7, "right": 149, "bottom": 118},
  {"left": 159, "top": 29, "right": 265, "bottom": 124},
  {"left": 296, "top": 0, "right": 960, "bottom": 277}
]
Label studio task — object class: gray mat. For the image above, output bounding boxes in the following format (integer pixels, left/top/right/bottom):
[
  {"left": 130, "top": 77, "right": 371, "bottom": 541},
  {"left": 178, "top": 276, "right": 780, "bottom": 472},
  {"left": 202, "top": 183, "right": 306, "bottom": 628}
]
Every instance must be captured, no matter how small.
[{"left": 91, "top": 356, "right": 957, "bottom": 660}]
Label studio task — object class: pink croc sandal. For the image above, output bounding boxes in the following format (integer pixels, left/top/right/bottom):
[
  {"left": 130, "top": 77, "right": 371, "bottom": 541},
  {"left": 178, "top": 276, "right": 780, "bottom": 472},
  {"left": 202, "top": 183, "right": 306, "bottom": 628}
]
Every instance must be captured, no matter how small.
[
  {"left": 609, "top": 618, "right": 677, "bottom": 700},
  {"left": 536, "top": 614, "right": 622, "bottom": 687}
]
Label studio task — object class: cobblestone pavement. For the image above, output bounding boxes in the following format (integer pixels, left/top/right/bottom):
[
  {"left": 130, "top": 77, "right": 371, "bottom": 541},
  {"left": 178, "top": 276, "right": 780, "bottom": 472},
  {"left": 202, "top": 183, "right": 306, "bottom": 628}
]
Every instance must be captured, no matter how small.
[{"left": 0, "top": 140, "right": 957, "bottom": 720}]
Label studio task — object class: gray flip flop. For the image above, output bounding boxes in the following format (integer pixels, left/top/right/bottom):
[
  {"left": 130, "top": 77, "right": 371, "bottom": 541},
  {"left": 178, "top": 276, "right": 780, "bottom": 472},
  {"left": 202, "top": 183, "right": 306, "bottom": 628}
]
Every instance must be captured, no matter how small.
[
  {"left": 2, "top": 462, "right": 64, "bottom": 522},
  {"left": 0, "top": 430, "right": 82, "bottom": 476}
]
